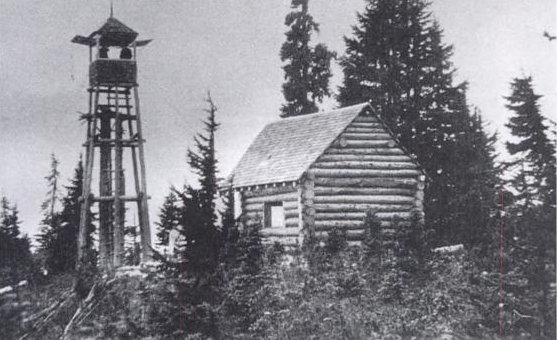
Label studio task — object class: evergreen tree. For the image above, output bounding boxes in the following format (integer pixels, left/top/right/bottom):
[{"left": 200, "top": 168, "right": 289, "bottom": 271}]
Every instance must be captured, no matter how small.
[
  {"left": 157, "top": 94, "right": 223, "bottom": 338},
  {"left": 443, "top": 104, "right": 499, "bottom": 248},
  {"left": 503, "top": 76, "right": 556, "bottom": 338},
  {"left": 182, "top": 92, "right": 221, "bottom": 273},
  {"left": 1, "top": 197, "right": 20, "bottom": 239},
  {"left": 223, "top": 221, "right": 265, "bottom": 333},
  {"left": 37, "top": 158, "right": 95, "bottom": 275},
  {"left": 58, "top": 159, "right": 96, "bottom": 272},
  {"left": 220, "top": 189, "right": 240, "bottom": 269},
  {"left": 36, "top": 154, "right": 62, "bottom": 274},
  {"left": 0, "top": 197, "right": 35, "bottom": 285},
  {"left": 505, "top": 76, "right": 556, "bottom": 206},
  {"left": 338, "top": 0, "right": 499, "bottom": 247},
  {"left": 41, "top": 153, "right": 60, "bottom": 219},
  {"left": 155, "top": 191, "right": 180, "bottom": 247},
  {"left": 362, "top": 209, "right": 383, "bottom": 265},
  {"left": 280, "top": 0, "right": 335, "bottom": 117}
]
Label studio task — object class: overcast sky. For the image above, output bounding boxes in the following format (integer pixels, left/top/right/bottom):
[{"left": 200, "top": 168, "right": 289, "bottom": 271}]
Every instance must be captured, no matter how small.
[{"left": 0, "top": 0, "right": 555, "bottom": 239}]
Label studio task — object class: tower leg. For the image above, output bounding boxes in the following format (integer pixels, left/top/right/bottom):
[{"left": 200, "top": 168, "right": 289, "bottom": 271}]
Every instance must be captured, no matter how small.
[
  {"left": 76, "top": 88, "right": 100, "bottom": 272},
  {"left": 133, "top": 86, "right": 153, "bottom": 261},
  {"left": 113, "top": 87, "right": 125, "bottom": 267},
  {"left": 125, "top": 91, "right": 146, "bottom": 262},
  {"left": 99, "top": 106, "right": 113, "bottom": 272}
]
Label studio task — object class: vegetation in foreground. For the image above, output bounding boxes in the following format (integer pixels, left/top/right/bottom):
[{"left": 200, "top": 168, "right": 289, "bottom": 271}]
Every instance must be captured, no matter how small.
[{"left": 1, "top": 0, "right": 555, "bottom": 339}]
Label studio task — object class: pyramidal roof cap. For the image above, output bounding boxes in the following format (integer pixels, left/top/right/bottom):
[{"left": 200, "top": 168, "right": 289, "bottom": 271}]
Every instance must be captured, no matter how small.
[
  {"left": 72, "top": 16, "right": 138, "bottom": 47},
  {"left": 91, "top": 17, "right": 138, "bottom": 46}
]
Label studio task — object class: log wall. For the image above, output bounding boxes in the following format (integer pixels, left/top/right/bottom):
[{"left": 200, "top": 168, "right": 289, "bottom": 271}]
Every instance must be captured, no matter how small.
[
  {"left": 236, "top": 113, "right": 425, "bottom": 247},
  {"left": 239, "top": 185, "right": 301, "bottom": 246},
  {"left": 310, "top": 114, "right": 424, "bottom": 243}
]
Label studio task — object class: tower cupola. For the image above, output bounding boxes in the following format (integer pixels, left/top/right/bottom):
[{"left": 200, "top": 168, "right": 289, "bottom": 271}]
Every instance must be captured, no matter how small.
[{"left": 72, "top": 16, "right": 151, "bottom": 86}]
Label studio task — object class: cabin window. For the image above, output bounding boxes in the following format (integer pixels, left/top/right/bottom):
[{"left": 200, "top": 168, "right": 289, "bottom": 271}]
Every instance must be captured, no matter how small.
[{"left": 264, "top": 202, "right": 285, "bottom": 228}]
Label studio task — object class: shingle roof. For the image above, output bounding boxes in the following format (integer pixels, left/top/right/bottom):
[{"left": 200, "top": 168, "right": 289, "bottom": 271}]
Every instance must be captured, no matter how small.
[
  {"left": 230, "top": 103, "right": 370, "bottom": 188},
  {"left": 93, "top": 17, "right": 138, "bottom": 47}
]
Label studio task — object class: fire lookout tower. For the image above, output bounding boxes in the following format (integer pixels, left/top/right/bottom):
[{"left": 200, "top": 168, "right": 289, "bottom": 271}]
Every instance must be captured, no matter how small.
[{"left": 72, "top": 15, "right": 153, "bottom": 271}]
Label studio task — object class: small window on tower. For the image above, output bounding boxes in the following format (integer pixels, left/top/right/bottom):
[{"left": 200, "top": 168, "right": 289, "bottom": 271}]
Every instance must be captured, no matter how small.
[{"left": 264, "top": 202, "right": 285, "bottom": 228}]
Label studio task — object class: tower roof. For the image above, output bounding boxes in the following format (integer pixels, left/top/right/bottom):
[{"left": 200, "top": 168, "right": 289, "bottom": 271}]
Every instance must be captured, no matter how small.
[
  {"left": 94, "top": 17, "right": 138, "bottom": 46},
  {"left": 72, "top": 17, "right": 138, "bottom": 47}
]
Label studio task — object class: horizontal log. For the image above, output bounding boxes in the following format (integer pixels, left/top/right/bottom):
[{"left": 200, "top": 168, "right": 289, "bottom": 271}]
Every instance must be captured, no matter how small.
[
  {"left": 350, "top": 122, "right": 383, "bottom": 128},
  {"left": 314, "top": 203, "right": 413, "bottom": 213},
  {"left": 315, "top": 220, "right": 411, "bottom": 230},
  {"left": 285, "top": 220, "right": 299, "bottom": 228},
  {"left": 317, "top": 154, "right": 412, "bottom": 162},
  {"left": 315, "top": 221, "right": 363, "bottom": 230},
  {"left": 312, "top": 169, "right": 421, "bottom": 178},
  {"left": 312, "top": 161, "right": 417, "bottom": 170},
  {"left": 86, "top": 141, "right": 141, "bottom": 148},
  {"left": 315, "top": 212, "right": 366, "bottom": 221},
  {"left": 243, "top": 210, "right": 299, "bottom": 222},
  {"left": 341, "top": 133, "right": 393, "bottom": 141},
  {"left": 81, "top": 113, "right": 137, "bottom": 121},
  {"left": 376, "top": 211, "right": 415, "bottom": 220},
  {"left": 243, "top": 200, "right": 298, "bottom": 212},
  {"left": 260, "top": 228, "right": 300, "bottom": 237},
  {"left": 243, "top": 203, "right": 264, "bottom": 212},
  {"left": 314, "top": 195, "right": 415, "bottom": 205},
  {"left": 338, "top": 140, "right": 395, "bottom": 148},
  {"left": 314, "top": 211, "right": 415, "bottom": 221},
  {"left": 325, "top": 148, "right": 405, "bottom": 155},
  {"left": 242, "top": 213, "right": 297, "bottom": 226},
  {"left": 243, "top": 219, "right": 299, "bottom": 228},
  {"left": 284, "top": 210, "right": 299, "bottom": 219},
  {"left": 91, "top": 195, "right": 141, "bottom": 202},
  {"left": 244, "top": 192, "right": 298, "bottom": 204},
  {"left": 284, "top": 201, "right": 299, "bottom": 210},
  {"left": 242, "top": 186, "right": 297, "bottom": 198},
  {"left": 285, "top": 216, "right": 299, "bottom": 224},
  {"left": 314, "top": 187, "right": 415, "bottom": 196},
  {"left": 314, "top": 177, "right": 418, "bottom": 189},
  {"left": 353, "top": 116, "right": 379, "bottom": 123},
  {"left": 345, "top": 127, "right": 386, "bottom": 134}
]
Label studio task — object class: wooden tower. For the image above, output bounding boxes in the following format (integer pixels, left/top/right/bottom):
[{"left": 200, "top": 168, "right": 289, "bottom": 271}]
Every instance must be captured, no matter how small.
[{"left": 72, "top": 15, "right": 153, "bottom": 271}]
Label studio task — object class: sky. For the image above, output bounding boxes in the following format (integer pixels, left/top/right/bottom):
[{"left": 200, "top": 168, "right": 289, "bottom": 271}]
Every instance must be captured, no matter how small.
[{"left": 0, "top": 0, "right": 555, "bottom": 240}]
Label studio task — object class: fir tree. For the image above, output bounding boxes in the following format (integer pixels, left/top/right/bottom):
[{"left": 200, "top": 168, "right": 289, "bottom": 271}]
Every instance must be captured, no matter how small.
[
  {"left": 220, "top": 189, "right": 240, "bottom": 269},
  {"left": 183, "top": 92, "right": 221, "bottom": 273},
  {"left": 155, "top": 190, "right": 180, "bottom": 247},
  {"left": 37, "top": 159, "right": 96, "bottom": 275},
  {"left": 1, "top": 197, "right": 20, "bottom": 239},
  {"left": 362, "top": 209, "right": 383, "bottom": 265},
  {"left": 41, "top": 153, "right": 60, "bottom": 219},
  {"left": 503, "top": 76, "right": 556, "bottom": 338},
  {"left": 158, "top": 94, "right": 223, "bottom": 338},
  {"left": 280, "top": 0, "right": 335, "bottom": 117},
  {"left": 36, "top": 154, "right": 62, "bottom": 274},
  {"left": 505, "top": 76, "right": 556, "bottom": 206},
  {"left": 223, "top": 221, "right": 265, "bottom": 333},
  {"left": 59, "top": 159, "right": 96, "bottom": 272},
  {"left": 0, "top": 197, "right": 35, "bottom": 285},
  {"left": 338, "top": 0, "right": 499, "bottom": 247},
  {"left": 442, "top": 104, "right": 499, "bottom": 248}
]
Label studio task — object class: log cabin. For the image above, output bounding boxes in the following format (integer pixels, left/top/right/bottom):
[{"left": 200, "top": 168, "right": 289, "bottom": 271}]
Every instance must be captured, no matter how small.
[{"left": 226, "top": 103, "right": 426, "bottom": 247}]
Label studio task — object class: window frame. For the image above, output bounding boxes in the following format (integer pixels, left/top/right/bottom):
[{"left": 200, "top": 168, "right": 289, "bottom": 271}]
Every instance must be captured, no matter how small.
[{"left": 264, "top": 201, "right": 285, "bottom": 229}]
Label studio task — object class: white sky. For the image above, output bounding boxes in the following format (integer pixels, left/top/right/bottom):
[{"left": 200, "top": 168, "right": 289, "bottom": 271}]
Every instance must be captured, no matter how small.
[{"left": 0, "top": 0, "right": 555, "bottom": 238}]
